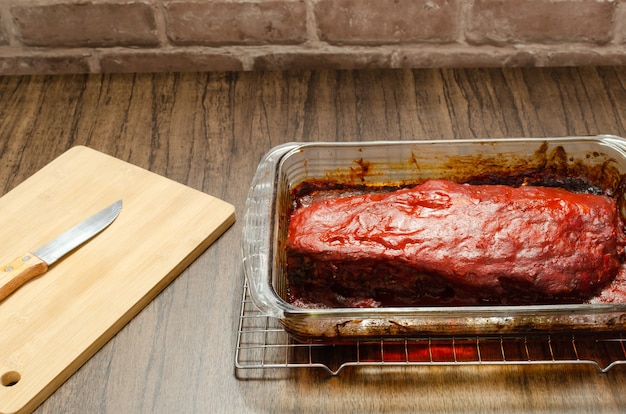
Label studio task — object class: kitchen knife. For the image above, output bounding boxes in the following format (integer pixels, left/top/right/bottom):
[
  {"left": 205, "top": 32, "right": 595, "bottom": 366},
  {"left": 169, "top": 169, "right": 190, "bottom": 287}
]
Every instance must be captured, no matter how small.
[{"left": 0, "top": 200, "right": 122, "bottom": 302}]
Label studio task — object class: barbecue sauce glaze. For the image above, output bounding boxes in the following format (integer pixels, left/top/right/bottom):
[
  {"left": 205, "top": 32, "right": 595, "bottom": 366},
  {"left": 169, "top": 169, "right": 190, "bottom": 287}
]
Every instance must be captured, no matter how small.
[{"left": 286, "top": 180, "right": 625, "bottom": 307}]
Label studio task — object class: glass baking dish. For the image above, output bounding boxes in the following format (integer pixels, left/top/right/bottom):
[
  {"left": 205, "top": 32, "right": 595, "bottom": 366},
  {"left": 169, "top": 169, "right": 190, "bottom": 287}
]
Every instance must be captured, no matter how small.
[{"left": 242, "top": 136, "right": 626, "bottom": 340}]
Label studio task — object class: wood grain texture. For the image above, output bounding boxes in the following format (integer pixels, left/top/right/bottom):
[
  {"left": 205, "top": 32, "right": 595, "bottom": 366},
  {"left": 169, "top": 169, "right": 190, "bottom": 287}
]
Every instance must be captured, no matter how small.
[
  {"left": 0, "top": 67, "right": 625, "bottom": 413},
  {"left": 0, "top": 252, "right": 48, "bottom": 302}
]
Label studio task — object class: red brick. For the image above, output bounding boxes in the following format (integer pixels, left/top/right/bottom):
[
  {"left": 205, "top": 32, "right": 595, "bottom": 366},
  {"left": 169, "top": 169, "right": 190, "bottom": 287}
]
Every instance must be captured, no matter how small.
[
  {"left": 12, "top": 2, "right": 159, "bottom": 48},
  {"left": 617, "top": 2, "right": 626, "bottom": 44},
  {"left": 315, "top": 0, "right": 458, "bottom": 45},
  {"left": 467, "top": 0, "right": 616, "bottom": 46},
  {"left": 0, "top": 53, "right": 91, "bottom": 76},
  {"left": 0, "top": 16, "right": 8, "bottom": 45},
  {"left": 253, "top": 51, "right": 392, "bottom": 70},
  {"left": 100, "top": 51, "right": 244, "bottom": 73},
  {"left": 166, "top": 1, "right": 307, "bottom": 46}
]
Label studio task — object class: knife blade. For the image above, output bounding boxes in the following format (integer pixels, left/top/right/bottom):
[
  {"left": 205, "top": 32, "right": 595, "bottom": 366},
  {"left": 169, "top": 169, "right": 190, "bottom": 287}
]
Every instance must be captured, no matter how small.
[{"left": 0, "top": 200, "right": 123, "bottom": 302}]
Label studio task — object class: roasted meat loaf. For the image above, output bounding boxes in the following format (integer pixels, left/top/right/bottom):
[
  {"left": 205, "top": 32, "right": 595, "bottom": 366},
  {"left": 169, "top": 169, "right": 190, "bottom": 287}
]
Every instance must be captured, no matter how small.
[{"left": 286, "top": 179, "right": 625, "bottom": 307}]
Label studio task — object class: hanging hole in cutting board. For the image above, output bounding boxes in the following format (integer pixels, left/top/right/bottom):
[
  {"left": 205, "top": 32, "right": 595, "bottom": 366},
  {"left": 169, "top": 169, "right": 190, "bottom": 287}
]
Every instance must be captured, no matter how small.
[{"left": 1, "top": 370, "right": 20, "bottom": 387}]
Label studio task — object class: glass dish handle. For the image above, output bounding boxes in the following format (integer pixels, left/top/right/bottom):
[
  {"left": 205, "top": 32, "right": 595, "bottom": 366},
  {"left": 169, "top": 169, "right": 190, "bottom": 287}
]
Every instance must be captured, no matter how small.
[{"left": 241, "top": 143, "right": 299, "bottom": 317}]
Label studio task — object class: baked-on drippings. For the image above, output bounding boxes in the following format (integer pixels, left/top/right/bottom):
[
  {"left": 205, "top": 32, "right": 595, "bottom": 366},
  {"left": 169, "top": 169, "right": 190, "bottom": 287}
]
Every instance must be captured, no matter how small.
[{"left": 286, "top": 180, "right": 624, "bottom": 307}]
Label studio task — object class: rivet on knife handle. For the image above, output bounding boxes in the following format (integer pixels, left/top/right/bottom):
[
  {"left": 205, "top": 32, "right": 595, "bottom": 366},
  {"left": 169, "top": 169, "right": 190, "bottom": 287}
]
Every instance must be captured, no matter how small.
[
  {"left": 0, "top": 253, "right": 48, "bottom": 301},
  {"left": 0, "top": 200, "right": 122, "bottom": 302}
]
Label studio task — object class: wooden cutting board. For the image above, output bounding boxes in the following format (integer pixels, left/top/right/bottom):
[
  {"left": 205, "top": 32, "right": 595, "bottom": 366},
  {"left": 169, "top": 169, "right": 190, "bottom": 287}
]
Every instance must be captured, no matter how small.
[{"left": 0, "top": 146, "right": 236, "bottom": 414}]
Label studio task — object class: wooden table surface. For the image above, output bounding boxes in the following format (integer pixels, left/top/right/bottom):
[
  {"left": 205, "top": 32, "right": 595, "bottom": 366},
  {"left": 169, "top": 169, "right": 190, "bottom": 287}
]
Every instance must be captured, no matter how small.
[{"left": 1, "top": 67, "right": 626, "bottom": 413}]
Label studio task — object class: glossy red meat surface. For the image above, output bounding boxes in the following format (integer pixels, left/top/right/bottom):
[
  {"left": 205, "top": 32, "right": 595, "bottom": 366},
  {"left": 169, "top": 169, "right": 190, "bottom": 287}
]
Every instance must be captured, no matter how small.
[{"left": 286, "top": 180, "right": 624, "bottom": 307}]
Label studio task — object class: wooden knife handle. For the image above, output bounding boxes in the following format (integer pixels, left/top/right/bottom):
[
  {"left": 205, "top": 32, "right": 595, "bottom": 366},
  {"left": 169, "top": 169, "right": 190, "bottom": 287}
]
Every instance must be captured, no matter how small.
[{"left": 0, "top": 253, "right": 48, "bottom": 302}]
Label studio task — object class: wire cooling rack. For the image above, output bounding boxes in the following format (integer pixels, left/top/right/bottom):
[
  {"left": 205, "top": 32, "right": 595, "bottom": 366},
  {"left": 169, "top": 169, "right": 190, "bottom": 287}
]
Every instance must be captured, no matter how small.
[{"left": 235, "top": 280, "right": 626, "bottom": 377}]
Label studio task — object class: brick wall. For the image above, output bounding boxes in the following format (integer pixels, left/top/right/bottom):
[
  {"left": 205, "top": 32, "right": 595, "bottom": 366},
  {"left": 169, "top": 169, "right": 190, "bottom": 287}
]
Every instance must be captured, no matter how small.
[{"left": 0, "top": 0, "right": 625, "bottom": 75}]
